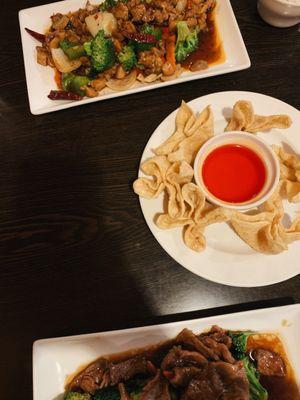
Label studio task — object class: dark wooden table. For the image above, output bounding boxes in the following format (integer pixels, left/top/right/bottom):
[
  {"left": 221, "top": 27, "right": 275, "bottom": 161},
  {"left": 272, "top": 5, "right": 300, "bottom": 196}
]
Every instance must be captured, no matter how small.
[{"left": 1, "top": 0, "right": 299, "bottom": 398}]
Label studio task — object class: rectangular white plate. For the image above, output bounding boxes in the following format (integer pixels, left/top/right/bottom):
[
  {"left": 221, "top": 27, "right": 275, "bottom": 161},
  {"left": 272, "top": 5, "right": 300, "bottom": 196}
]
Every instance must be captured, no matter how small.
[
  {"left": 19, "top": 0, "right": 250, "bottom": 115},
  {"left": 33, "top": 303, "right": 300, "bottom": 400}
]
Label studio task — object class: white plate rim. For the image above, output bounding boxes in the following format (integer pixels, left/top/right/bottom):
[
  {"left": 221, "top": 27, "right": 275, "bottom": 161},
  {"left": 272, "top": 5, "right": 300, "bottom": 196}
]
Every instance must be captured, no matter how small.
[
  {"left": 18, "top": 0, "right": 250, "bottom": 115},
  {"left": 138, "top": 90, "right": 300, "bottom": 288}
]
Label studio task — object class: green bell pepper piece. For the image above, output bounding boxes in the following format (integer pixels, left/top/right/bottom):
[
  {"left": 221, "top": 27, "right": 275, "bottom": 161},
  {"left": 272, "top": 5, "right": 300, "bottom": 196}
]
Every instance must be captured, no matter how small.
[
  {"left": 61, "top": 73, "right": 90, "bottom": 96},
  {"left": 60, "top": 39, "right": 86, "bottom": 60}
]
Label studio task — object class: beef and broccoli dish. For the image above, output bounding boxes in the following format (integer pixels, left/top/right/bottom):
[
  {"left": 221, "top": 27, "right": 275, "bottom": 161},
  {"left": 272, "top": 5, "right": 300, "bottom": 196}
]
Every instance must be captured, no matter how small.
[
  {"left": 26, "top": 0, "right": 222, "bottom": 101},
  {"left": 64, "top": 326, "right": 300, "bottom": 400}
]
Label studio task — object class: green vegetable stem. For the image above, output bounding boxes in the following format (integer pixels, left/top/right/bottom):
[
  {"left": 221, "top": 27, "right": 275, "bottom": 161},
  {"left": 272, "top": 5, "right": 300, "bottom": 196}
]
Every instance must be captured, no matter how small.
[
  {"left": 243, "top": 357, "right": 268, "bottom": 400},
  {"left": 228, "top": 331, "right": 268, "bottom": 400},
  {"left": 65, "top": 392, "right": 91, "bottom": 400}
]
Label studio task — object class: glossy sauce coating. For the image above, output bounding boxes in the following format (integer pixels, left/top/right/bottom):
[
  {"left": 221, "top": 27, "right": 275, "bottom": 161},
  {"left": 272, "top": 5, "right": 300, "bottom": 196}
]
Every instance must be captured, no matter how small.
[
  {"left": 248, "top": 334, "right": 300, "bottom": 400},
  {"left": 201, "top": 144, "right": 266, "bottom": 203},
  {"left": 66, "top": 332, "right": 300, "bottom": 400},
  {"left": 183, "top": 11, "right": 225, "bottom": 69}
]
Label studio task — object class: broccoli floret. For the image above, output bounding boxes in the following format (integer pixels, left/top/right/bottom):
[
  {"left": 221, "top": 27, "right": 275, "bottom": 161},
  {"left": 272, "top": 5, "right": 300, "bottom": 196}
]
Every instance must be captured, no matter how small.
[
  {"left": 125, "top": 378, "right": 176, "bottom": 400},
  {"left": 99, "top": 0, "right": 118, "bottom": 11},
  {"left": 243, "top": 357, "right": 268, "bottom": 400},
  {"left": 141, "top": 24, "right": 162, "bottom": 41},
  {"left": 64, "top": 392, "right": 91, "bottom": 400},
  {"left": 175, "top": 21, "right": 199, "bottom": 62},
  {"left": 84, "top": 30, "right": 116, "bottom": 73},
  {"left": 83, "top": 41, "right": 92, "bottom": 56},
  {"left": 125, "top": 377, "right": 147, "bottom": 397},
  {"left": 92, "top": 387, "right": 120, "bottom": 400},
  {"left": 117, "top": 45, "right": 137, "bottom": 71},
  {"left": 99, "top": 0, "right": 129, "bottom": 10},
  {"left": 229, "top": 331, "right": 254, "bottom": 360}
]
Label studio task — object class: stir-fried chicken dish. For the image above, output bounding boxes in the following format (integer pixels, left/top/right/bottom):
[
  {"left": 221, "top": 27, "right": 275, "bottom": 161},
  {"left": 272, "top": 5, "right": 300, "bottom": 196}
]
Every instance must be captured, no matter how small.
[
  {"left": 26, "top": 0, "right": 216, "bottom": 101},
  {"left": 64, "top": 326, "right": 300, "bottom": 400}
]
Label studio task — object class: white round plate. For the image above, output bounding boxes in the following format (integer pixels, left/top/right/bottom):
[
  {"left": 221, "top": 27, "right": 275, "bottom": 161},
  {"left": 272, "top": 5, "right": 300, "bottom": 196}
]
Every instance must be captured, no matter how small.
[{"left": 138, "top": 91, "right": 300, "bottom": 287}]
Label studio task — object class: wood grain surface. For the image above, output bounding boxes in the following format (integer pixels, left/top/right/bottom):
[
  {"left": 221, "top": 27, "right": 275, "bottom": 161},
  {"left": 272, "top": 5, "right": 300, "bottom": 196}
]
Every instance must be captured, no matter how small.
[{"left": 0, "top": 0, "right": 299, "bottom": 398}]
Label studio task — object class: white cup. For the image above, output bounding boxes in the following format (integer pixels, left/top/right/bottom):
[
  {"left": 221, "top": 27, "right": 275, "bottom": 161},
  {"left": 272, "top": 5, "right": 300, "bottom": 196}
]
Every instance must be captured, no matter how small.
[
  {"left": 257, "top": 0, "right": 300, "bottom": 27},
  {"left": 193, "top": 132, "right": 280, "bottom": 211}
]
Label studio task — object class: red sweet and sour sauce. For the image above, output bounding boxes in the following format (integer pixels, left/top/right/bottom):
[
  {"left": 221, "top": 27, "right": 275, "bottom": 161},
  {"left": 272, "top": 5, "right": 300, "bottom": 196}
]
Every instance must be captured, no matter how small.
[{"left": 201, "top": 144, "right": 266, "bottom": 203}]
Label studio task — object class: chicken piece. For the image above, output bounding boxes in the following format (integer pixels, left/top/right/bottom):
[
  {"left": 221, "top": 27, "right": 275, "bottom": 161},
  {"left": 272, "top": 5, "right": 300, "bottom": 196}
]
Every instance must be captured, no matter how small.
[
  {"left": 130, "top": 3, "right": 147, "bottom": 21},
  {"left": 138, "top": 48, "right": 163, "bottom": 75},
  {"left": 51, "top": 13, "right": 69, "bottom": 30},
  {"left": 85, "top": 86, "right": 98, "bottom": 97},
  {"left": 120, "top": 20, "right": 136, "bottom": 34},
  {"left": 91, "top": 77, "right": 107, "bottom": 91},
  {"left": 36, "top": 46, "right": 49, "bottom": 66},
  {"left": 112, "top": 2, "right": 129, "bottom": 20}
]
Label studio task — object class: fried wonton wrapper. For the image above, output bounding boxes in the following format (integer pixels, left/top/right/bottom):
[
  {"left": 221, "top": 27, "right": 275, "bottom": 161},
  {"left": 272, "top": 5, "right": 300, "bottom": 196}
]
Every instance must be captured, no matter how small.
[
  {"left": 166, "top": 161, "right": 194, "bottom": 185},
  {"left": 184, "top": 103, "right": 213, "bottom": 137},
  {"left": 273, "top": 145, "right": 300, "bottom": 203},
  {"left": 181, "top": 182, "right": 206, "bottom": 223},
  {"left": 156, "top": 182, "right": 205, "bottom": 228},
  {"left": 154, "top": 101, "right": 194, "bottom": 156},
  {"left": 230, "top": 190, "right": 300, "bottom": 254},
  {"left": 167, "top": 106, "right": 213, "bottom": 164},
  {"left": 133, "top": 156, "right": 171, "bottom": 199},
  {"left": 157, "top": 184, "right": 231, "bottom": 253},
  {"left": 225, "top": 100, "right": 292, "bottom": 133},
  {"left": 280, "top": 217, "right": 300, "bottom": 244},
  {"left": 155, "top": 214, "right": 191, "bottom": 229},
  {"left": 165, "top": 162, "right": 194, "bottom": 219},
  {"left": 167, "top": 126, "right": 213, "bottom": 164},
  {"left": 184, "top": 207, "right": 233, "bottom": 252},
  {"left": 154, "top": 102, "right": 213, "bottom": 159}
]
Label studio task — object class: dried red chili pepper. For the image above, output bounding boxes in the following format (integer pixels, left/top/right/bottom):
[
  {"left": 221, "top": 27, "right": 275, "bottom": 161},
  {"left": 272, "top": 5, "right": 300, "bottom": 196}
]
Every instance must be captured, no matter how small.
[
  {"left": 123, "top": 31, "right": 156, "bottom": 43},
  {"left": 48, "top": 90, "right": 83, "bottom": 101},
  {"left": 25, "top": 28, "right": 46, "bottom": 43}
]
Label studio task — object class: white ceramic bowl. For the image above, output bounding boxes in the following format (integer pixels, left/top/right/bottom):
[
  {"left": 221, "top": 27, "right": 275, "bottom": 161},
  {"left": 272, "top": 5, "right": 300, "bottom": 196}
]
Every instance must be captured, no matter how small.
[
  {"left": 257, "top": 0, "right": 300, "bottom": 27},
  {"left": 194, "top": 131, "right": 280, "bottom": 211}
]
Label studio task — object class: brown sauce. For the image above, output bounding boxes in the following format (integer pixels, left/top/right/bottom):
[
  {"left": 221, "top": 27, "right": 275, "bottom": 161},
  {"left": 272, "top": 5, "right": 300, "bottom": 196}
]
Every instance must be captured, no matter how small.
[
  {"left": 248, "top": 333, "right": 300, "bottom": 400},
  {"left": 65, "top": 338, "right": 175, "bottom": 389},
  {"left": 183, "top": 10, "right": 225, "bottom": 69},
  {"left": 66, "top": 331, "right": 300, "bottom": 399}
]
